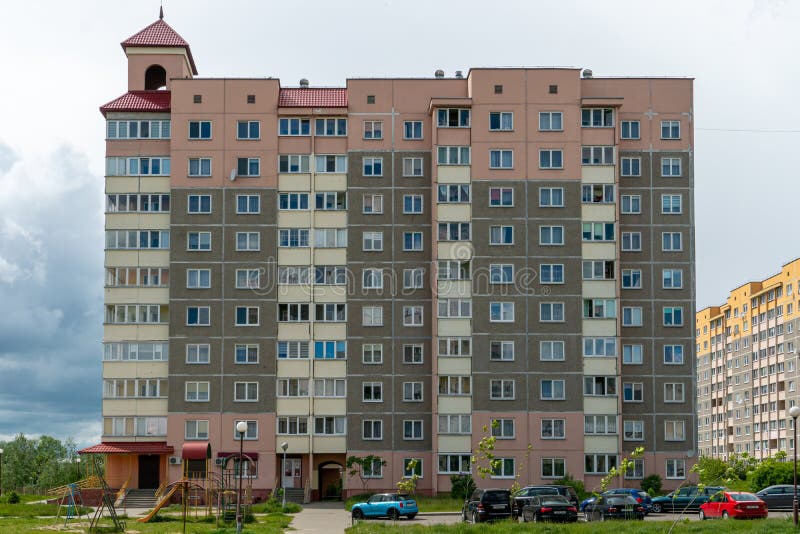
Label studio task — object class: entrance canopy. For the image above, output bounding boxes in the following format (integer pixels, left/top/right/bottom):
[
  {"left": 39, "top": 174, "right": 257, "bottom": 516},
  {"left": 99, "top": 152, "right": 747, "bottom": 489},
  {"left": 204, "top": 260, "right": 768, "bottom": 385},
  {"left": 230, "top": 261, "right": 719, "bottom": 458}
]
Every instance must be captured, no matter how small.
[
  {"left": 78, "top": 442, "right": 174, "bottom": 455},
  {"left": 182, "top": 442, "right": 211, "bottom": 460}
]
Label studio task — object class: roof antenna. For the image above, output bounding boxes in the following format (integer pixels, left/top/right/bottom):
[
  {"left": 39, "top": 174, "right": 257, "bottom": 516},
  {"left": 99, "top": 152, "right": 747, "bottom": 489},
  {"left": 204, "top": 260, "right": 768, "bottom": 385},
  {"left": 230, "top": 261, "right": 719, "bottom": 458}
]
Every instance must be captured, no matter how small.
[{"left": 159, "top": 2, "right": 164, "bottom": 19}]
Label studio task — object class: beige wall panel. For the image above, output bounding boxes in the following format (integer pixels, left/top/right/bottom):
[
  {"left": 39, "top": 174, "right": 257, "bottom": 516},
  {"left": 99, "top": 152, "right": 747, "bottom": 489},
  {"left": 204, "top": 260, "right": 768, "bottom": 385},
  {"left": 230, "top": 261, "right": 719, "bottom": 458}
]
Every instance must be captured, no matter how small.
[
  {"left": 581, "top": 243, "right": 616, "bottom": 260},
  {"left": 437, "top": 280, "right": 472, "bottom": 298},
  {"left": 580, "top": 166, "right": 615, "bottom": 183},
  {"left": 438, "top": 396, "right": 472, "bottom": 413},
  {"left": 105, "top": 287, "right": 170, "bottom": 305},
  {"left": 276, "top": 436, "right": 310, "bottom": 454},
  {"left": 583, "top": 435, "right": 619, "bottom": 453},
  {"left": 314, "top": 174, "right": 347, "bottom": 191},
  {"left": 437, "top": 242, "right": 474, "bottom": 261},
  {"left": 277, "top": 323, "right": 311, "bottom": 340},
  {"left": 437, "top": 167, "right": 471, "bottom": 183},
  {"left": 582, "top": 281, "right": 616, "bottom": 299},
  {"left": 312, "top": 437, "right": 347, "bottom": 453},
  {"left": 105, "top": 250, "right": 170, "bottom": 267},
  {"left": 104, "top": 324, "right": 169, "bottom": 341},
  {"left": 313, "top": 324, "right": 347, "bottom": 340},
  {"left": 582, "top": 358, "right": 618, "bottom": 376},
  {"left": 437, "top": 435, "right": 472, "bottom": 453},
  {"left": 315, "top": 212, "right": 347, "bottom": 228},
  {"left": 437, "top": 357, "right": 471, "bottom": 375},
  {"left": 278, "top": 249, "right": 311, "bottom": 265},
  {"left": 277, "top": 361, "right": 311, "bottom": 378},
  {"left": 582, "top": 397, "right": 618, "bottom": 414},
  {"left": 103, "top": 361, "right": 169, "bottom": 379},
  {"left": 437, "top": 318, "right": 472, "bottom": 337},
  {"left": 277, "top": 285, "right": 312, "bottom": 302},
  {"left": 437, "top": 204, "right": 471, "bottom": 222},
  {"left": 106, "top": 214, "right": 171, "bottom": 230},
  {"left": 277, "top": 211, "right": 311, "bottom": 227},
  {"left": 581, "top": 205, "right": 616, "bottom": 222},
  {"left": 279, "top": 174, "right": 311, "bottom": 192},
  {"left": 102, "top": 399, "right": 168, "bottom": 416},
  {"left": 312, "top": 361, "right": 347, "bottom": 378},
  {"left": 276, "top": 398, "right": 311, "bottom": 415},
  {"left": 582, "top": 319, "right": 617, "bottom": 336},
  {"left": 314, "top": 249, "right": 346, "bottom": 265}
]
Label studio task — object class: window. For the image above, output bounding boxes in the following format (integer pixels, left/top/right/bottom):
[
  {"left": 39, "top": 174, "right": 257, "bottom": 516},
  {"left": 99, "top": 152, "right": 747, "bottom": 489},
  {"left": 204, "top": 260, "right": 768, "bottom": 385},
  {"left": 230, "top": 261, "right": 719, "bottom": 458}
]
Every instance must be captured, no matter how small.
[
  {"left": 315, "top": 303, "right": 346, "bottom": 322},
  {"left": 661, "top": 194, "right": 682, "bottom": 214},
  {"left": 621, "top": 120, "right": 640, "bottom": 139},
  {"left": 438, "top": 376, "right": 471, "bottom": 396},
  {"left": 279, "top": 154, "right": 310, "bottom": 173},
  {"left": 233, "top": 420, "right": 258, "bottom": 440},
  {"left": 362, "top": 157, "right": 383, "bottom": 176},
  {"left": 621, "top": 232, "right": 641, "bottom": 251},
  {"left": 490, "top": 225, "right": 514, "bottom": 245},
  {"left": 490, "top": 112, "right": 513, "bottom": 131},
  {"left": 316, "top": 155, "right": 348, "bottom": 173},
  {"left": 438, "top": 454, "right": 471, "bottom": 474},
  {"left": 363, "top": 420, "right": 383, "bottom": 440},
  {"left": 403, "top": 157, "right": 423, "bottom": 177},
  {"left": 315, "top": 118, "right": 347, "bottom": 136},
  {"left": 105, "top": 304, "right": 166, "bottom": 324},
  {"left": 439, "top": 415, "right": 471, "bottom": 434},
  {"left": 621, "top": 195, "right": 641, "bottom": 214},
  {"left": 185, "top": 381, "right": 209, "bottom": 402},
  {"left": 663, "top": 306, "right": 684, "bottom": 326},
  {"left": 362, "top": 268, "right": 383, "bottom": 290},
  {"left": 236, "top": 232, "right": 260, "bottom": 251},
  {"left": 666, "top": 459, "right": 686, "bottom": 479},
  {"left": 315, "top": 192, "right": 346, "bottom": 210},
  {"left": 363, "top": 120, "right": 383, "bottom": 139},
  {"left": 187, "top": 269, "right": 211, "bottom": 289},
  {"left": 541, "top": 419, "right": 565, "bottom": 439},
  {"left": 438, "top": 260, "right": 471, "bottom": 280},
  {"left": 622, "top": 307, "right": 643, "bottom": 326},
  {"left": 541, "top": 380, "right": 565, "bottom": 400},
  {"left": 314, "top": 416, "right": 346, "bottom": 436},
  {"left": 363, "top": 194, "right": 383, "bottom": 214},
  {"left": 489, "top": 187, "right": 513, "bottom": 206},
  {"left": 362, "top": 232, "right": 383, "bottom": 251},
  {"left": 403, "top": 344, "right": 424, "bottom": 364},
  {"left": 277, "top": 378, "right": 309, "bottom": 397},
  {"left": 439, "top": 337, "right": 471, "bottom": 357},
  {"left": 583, "top": 298, "right": 617, "bottom": 319},
  {"left": 362, "top": 344, "right": 383, "bottom": 364},
  {"left": 490, "top": 264, "right": 514, "bottom": 284},
  {"left": 403, "top": 232, "right": 423, "bottom": 251},
  {"left": 236, "top": 194, "right": 260, "bottom": 214},
  {"left": 362, "top": 382, "right": 383, "bottom": 402},
  {"left": 585, "top": 415, "right": 618, "bottom": 435},
  {"left": 490, "top": 379, "right": 515, "bottom": 400},
  {"left": 490, "top": 302, "right": 515, "bottom": 322},
  {"left": 437, "top": 108, "right": 470, "bottom": 127},
  {"left": 106, "top": 194, "right": 170, "bottom": 213},
  {"left": 662, "top": 232, "right": 683, "bottom": 251},
  {"left": 491, "top": 458, "right": 516, "bottom": 479},
  {"left": 403, "top": 306, "right": 424, "bottom": 326},
  {"left": 623, "top": 382, "right": 643, "bottom": 402},
  {"left": 661, "top": 120, "right": 681, "bottom": 139},
  {"left": 540, "top": 225, "right": 564, "bottom": 245},
  {"left": 277, "top": 303, "right": 310, "bottom": 322},
  {"left": 188, "top": 158, "right": 211, "bottom": 177},
  {"left": 277, "top": 341, "right": 309, "bottom": 359},
  {"left": 362, "top": 306, "right": 383, "bottom": 326},
  {"left": 582, "top": 145, "right": 614, "bottom": 165},
  {"left": 583, "top": 337, "right": 616, "bottom": 358},
  {"left": 539, "top": 149, "right": 563, "bottom": 169},
  {"left": 539, "top": 264, "right": 564, "bottom": 284},
  {"left": 105, "top": 157, "right": 170, "bottom": 176},
  {"left": 624, "top": 420, "right": 644, "bottom": 441},
  {"left": 438, "top": 222, "right": 470, "bottom": 241},
  {"left": 235, "top": 306, "right": 259, "bottom": 326},
  {"left": 403, "top": 268, "right": 424, "bottom": 289},
  {"left": 542, "top": 458, "right": 566, "bottom": 478},
  {"left": 187, "top": 306, "right": 210, "bottom": 326},
  {"left": 236, "top": 157, "right": 260, "bottom": 177},
  {"left": 664, "top": 345, "right": 684, "bottom": 364},
  {"left": 621, "top": 157, "right": 641, "bottom": 176},
  {"left": 660, "top": 269, "right": 682, "bottom": 290},
  {"left": 540, "top": 302, "right": 564, "bottom": 322},
  {"left": 539, "top": 111, "right": 562, "bottom": 131},
  {"left": 540, "top": 340, "right": 565, "bottom": 361},
  {"left": 489, "top": 149, "right": 513, "bottom": 169},
  {"left": 490, "top": 341, "right": 514, "bottom": 361},
  {"left": 665, "top": 383, "right": 685, "bottom": 402},
  {"left": 103, "top": 342, "right": 168, "bottom": 362},
  {"left": 188, "top": 121, "right": 212, "bottom": 139},
  {"left": 404, "top": 121, "right": 423, "bottom": 139},
  {"left": 404, "top": 422, "right": 424, "bottom": 441},
  {"left": 582, "top": 222, "right": 615, "bottom": 242},
  {"left": 235, "top": 344, "right": 258, "bottom": 364},
  {"left": 185, "top": 231, "right": 211, "bottom": 251},
  {"left": 277, "top": 416, "right": 308, "bottom": 435},
  {"left": 539, "top": 187, "right": 564, "bottom": 207},
  {"left": 661, "top": 157, "right": 682, "bottom": 176},
  {"left": 314, "top": 228, "right": 347, "bottom": 248},
  {"left": 234, "top": 382, "right": 258, "bottom": 402},
  {"left": 622, "top": 269, "right": 642, "bottom": 289},
  {"left": 585, "top": 454, "right": 618, "bottom": 474},
  {"left": 665, "top": 420, "right": 686, "bottom": 441},
  {"left": 185, "top": 420, "right": 209, "bottom": 440},
  {"left": 107, "top": 119, "right": 170, "bottom": 140},
  {"left": 581, "top": 108, "right": 613, "bottom": 127},
  {"left": 583, "top": 260, "right": 614, "bottom": 280},
  {"left": 438, "top": 299, "right": 472, "bottom": 318},
  {"left": 403, "top": 382, "right": 423, "bottom": 402},
  {"left": 438, "top": 146, "right": 470, "bottom": 165},
  {"left": 623, "top": 344, "right": 643, "bottom": 364},
  {"left": 584, "top": 376, "right": 617, "bottom": 397},
  {"left": 582, "top": 184, "right": 614, "bottom": 203},
  {"left": 403, "top": 194, "right": 423, "bottom": 214},
  {"left": 236, "top": 120, "right": 260, "bottom": 140},
  {"left": 186, "top": 344, "right": 210, "bottom": 364},
  {"left": 277, "top": 266, "right": 309, "bottom": 285},
  {"left": 279, "top": 118, "right": 310, "bottom": 136}
]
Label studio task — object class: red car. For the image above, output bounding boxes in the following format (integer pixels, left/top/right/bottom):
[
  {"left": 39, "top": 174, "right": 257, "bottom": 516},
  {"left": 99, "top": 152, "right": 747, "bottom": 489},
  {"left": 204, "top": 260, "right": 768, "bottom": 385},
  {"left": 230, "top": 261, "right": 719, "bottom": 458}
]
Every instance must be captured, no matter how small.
[{"left": 698, "top": 491, "right": 768, "bottom": 520}]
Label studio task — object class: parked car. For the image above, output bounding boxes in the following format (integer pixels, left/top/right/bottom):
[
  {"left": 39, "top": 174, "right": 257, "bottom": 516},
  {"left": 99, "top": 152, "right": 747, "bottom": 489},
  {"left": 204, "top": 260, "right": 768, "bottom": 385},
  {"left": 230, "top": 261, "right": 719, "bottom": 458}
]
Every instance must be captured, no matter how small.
[
  {"left": 756, "top": 485, "right": 796, "bottom": 510},
  {"left": 585, "top": 495, "right": 645, "bottom": 521},
  {"left": 580, "top": 489, "right": 653, "bottom": 514},
  {"left": 462, "top": 488, "right": 512, "bottom": 523},
  {"left": 512, "top": 485, "right": 579, "bottom": 517},
  {"left": 351, "top": 493, "right": 418, "bottom": 520},
  {"left": 650, "top": 485, "right": 724, "bottom": 513},
  {"left": 521, "top": 495, "right": 578, "bottom": 523},
  {"left": 699, "top": 491, "right": 768, "bottom": 520}
]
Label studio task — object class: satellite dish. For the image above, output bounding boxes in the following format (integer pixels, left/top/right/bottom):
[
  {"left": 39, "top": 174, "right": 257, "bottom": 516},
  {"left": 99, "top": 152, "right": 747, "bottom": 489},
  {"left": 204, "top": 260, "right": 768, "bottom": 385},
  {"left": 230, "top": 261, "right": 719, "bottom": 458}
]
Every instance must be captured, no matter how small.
[{"left": 229, "top": 169, "right": 236, "bottom": 181}]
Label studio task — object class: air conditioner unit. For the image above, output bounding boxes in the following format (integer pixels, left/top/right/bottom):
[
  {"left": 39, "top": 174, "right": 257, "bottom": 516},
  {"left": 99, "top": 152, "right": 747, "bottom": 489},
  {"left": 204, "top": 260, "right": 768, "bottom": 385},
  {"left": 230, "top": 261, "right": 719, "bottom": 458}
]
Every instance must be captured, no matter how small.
[
  {"left": 169, "top": 456, "right": 182, "bottom": 465},
  {"left": 214, "top": 458, "right": 225, "bottom": 466}
]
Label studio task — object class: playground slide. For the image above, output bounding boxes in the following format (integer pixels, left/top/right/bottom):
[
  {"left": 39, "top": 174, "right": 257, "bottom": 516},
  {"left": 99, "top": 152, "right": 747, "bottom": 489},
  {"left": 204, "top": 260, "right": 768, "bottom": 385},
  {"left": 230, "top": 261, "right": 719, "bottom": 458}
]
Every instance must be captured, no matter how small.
[{"left": 136, "top": 485, "right": 178, "bottom": 523}]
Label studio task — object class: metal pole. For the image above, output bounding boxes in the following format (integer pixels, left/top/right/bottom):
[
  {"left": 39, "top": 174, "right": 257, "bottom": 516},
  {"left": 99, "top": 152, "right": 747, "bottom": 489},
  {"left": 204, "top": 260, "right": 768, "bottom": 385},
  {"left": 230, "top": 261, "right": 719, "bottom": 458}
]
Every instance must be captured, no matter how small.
[
  {"left": 282, "top": 450, "right": 287, "bottom": 509},
  {"left": 794, "top": 415, "right": 798, "bottom": 528},
  {"left": 236, "top": 432, "right": 244, "bottom": 533},
  {"left": 0, "top": 449, "right": 3, "bottom": 497}
]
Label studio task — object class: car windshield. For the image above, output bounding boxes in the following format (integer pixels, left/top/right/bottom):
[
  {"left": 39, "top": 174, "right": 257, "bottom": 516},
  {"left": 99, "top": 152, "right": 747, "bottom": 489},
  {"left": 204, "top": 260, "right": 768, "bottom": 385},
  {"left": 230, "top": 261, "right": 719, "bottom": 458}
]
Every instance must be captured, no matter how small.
[
  {"left": 730, "top": 493, "right": 759, "bottom": 502},
  {"left": 485, "top": 491, "right": 510, "bottom": 502},
  {"left": 608, "top": 496, "right": 636, "bottom": 504}
]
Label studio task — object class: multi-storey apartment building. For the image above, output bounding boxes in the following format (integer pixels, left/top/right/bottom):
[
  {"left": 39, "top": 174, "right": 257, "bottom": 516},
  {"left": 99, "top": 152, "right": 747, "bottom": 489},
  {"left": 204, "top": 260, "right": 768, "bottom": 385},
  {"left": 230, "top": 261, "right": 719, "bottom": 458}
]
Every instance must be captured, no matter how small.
[
  {"left": 696, "top": 259, "right": 800, "bottom": 460},
  {"left": 80, "top": 13, "right": 696, "bottom": 498}
]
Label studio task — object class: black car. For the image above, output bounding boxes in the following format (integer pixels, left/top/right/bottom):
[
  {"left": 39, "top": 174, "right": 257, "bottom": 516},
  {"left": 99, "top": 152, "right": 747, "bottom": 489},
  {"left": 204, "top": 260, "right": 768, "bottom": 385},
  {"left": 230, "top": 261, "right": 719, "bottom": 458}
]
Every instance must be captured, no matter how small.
[
  {"left": 521, "top": 495, "right": 578, "bottom": 523},
  {"left": 756, "top": 485, "right": 796, "bottom": 510},
  {"left": 462, "top": 488, "right": 512, "bottom": 523},
  {"left": 585, "top": 495, "right": 645, "bottom": 521},
  {"left": 512, "top": 485, "right": 579, "bottom": 517}
]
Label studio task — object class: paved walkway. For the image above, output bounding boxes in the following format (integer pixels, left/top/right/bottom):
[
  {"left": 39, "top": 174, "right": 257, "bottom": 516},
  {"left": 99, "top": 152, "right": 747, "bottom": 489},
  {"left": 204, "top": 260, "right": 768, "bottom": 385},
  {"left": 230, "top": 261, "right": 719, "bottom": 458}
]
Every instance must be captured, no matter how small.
[{"left": 290, "top": 502, "right": 351, "bottom": 534}]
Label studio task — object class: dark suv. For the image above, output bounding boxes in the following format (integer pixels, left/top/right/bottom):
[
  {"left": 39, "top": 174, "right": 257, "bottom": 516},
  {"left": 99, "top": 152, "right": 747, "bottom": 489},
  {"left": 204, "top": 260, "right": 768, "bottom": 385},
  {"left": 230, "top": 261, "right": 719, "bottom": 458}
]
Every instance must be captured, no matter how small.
[
  {"left": 462, "top": 488, "right": 512, "bottom": 523},
  {"left": 512, "top": 485, "right": 579, "bottom": 517}
]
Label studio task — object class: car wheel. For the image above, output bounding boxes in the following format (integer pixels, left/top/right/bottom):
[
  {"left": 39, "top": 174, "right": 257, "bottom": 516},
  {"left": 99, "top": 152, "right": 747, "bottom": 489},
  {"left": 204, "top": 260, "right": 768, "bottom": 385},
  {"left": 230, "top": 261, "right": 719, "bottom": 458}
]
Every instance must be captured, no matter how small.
[
  {"left": 652, "top": 503, "right": 662, "bottom": 513},
  {"left": 462, "top": 509, "right": 468, "bottom": 522},
  {"left": 472, "top": 511, "right": 479, "bottom": 524},
  {"left": 722, "top": 511, "right": 729, "bottom": 520},
  {"left": 407, "top": 513, "right": 416, "bottom": 520},
  {"left": 388, "top": 509, "right": 399, "bottom": 521},
  {"left": 352, "top": 509, "right": 364, "bottom": 520},
  {"left": 699, "top": 509, "right": 706, "bottom": 521}
]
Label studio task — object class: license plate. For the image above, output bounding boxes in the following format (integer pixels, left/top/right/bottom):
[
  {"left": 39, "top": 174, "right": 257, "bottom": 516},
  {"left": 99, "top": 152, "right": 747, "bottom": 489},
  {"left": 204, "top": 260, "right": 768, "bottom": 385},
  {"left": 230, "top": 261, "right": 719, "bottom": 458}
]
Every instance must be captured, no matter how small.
[
  {"left": 624, "top": 506, "right": 633, "bottom": 511},
  {"left": 554, "top": 511, "right": 566, "bottom": 514},
  {"left": 493, "top": 505, "right": 505, "bottom": 510},
  {"left": 747, "top": 506, "right": 758, "bottom": 509}
]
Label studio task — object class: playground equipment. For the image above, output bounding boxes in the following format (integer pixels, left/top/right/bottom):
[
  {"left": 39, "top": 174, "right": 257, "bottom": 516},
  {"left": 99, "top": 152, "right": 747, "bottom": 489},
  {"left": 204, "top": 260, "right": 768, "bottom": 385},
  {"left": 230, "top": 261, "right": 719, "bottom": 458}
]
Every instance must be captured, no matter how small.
[
  {"left": 55, "top": 483, "right": 90, "bottom": 527},
  {"left": 89, "top": 455, "right": 126, "bottom": 532}
]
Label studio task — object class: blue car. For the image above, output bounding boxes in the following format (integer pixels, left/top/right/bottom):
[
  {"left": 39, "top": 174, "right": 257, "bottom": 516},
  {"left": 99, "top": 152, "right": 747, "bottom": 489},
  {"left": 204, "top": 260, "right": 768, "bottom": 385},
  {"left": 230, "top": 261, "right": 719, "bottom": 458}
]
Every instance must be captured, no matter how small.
[
  {"left": 580, "top": 489, "right": 652, "bottom": 515},
  {"left": 351, "top": 493, "right": 418, "bottom": 520}
]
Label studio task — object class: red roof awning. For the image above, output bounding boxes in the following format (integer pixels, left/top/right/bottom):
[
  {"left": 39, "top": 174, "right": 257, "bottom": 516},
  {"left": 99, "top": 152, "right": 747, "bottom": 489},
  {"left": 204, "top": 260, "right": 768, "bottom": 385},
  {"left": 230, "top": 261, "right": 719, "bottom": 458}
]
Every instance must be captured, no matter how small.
[
  {"left": 182, "top": 442, "right": 211, "bottom": 460},
  {"left": 78, "top": 442, "right": 174, "bottom": 455},
  {"left": 217, "top": 452, "right": 260, "bottom": 461},
  {"left": 100, "top": 91, "right": 171, "bottom": 117},
  {"left": 278, "top": 88, "right": 347, "bottom": 108}
]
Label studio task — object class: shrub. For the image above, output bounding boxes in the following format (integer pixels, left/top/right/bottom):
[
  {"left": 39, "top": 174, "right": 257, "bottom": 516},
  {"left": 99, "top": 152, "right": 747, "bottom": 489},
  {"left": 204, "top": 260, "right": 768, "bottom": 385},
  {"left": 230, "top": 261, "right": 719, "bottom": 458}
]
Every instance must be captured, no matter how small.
[
  {"left": 7, "top": 492, "right": 20, "bottom": 504},
  {"left": 551, "top": 473, "right": 587, "bottom": 500},
  {"left": 641, "top": 474, "right": 662, "bottom": 495},
  {"left": 750, "top": 458, "right": 793, "bottom": 492},
  {"left": 695, "top": 456, "right": 730, "bottom": 485},
  {"left": 450, "top": 474, "right": 475, "bottom": 501}
]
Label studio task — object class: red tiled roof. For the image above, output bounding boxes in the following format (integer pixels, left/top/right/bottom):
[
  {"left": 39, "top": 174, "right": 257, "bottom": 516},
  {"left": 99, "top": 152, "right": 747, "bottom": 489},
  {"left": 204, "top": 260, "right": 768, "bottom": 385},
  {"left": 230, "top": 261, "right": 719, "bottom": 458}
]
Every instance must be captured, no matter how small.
[
  {"left": 121, "top": 19, "right": 197, "bottom": 74},
  {"left": 78, "top": 442, "right": 174, "bottom": 455},
  {"left": 278, "top": 88, "right": 348, "bottom": 108},
  {"left": 100, "top": 91, "right": 171, "bottom": 116}
]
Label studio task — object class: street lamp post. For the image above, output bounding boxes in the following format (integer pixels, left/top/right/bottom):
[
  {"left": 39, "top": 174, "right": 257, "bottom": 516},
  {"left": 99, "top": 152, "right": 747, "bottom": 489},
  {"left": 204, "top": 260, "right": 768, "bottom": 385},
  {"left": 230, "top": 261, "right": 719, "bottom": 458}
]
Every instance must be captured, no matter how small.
[
  {"left": 790, "top": 405, "right": 800, "bottom": 527},
  {"left": 0, "top": 448, "right": 4, "bottom": 498},
  {"left": 235, "top": 421, "right": 249, "bottom": 534},
  {"left": 280, "top": 442, "right": 288, "bottom": 510}
]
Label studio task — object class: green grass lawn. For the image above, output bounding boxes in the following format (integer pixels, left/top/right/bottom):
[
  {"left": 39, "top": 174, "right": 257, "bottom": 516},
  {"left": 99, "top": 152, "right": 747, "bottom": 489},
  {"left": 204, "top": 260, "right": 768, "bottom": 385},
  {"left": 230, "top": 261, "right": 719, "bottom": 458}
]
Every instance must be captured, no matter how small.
[
  {"left": 345, "top": 494, "right": 463, "bottom": 512},
  {"left": 347, "top": 518, "right": 795, "bottom": 533},
  {"left": 0, "top": 502, "right": 92, "bottom": 517}
]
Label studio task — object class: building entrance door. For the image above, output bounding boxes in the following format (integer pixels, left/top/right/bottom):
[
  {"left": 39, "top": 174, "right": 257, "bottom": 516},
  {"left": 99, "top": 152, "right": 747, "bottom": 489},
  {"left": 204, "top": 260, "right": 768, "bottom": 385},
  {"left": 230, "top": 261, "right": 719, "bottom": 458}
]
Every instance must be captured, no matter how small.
[
  {"left": 282, "top": 458, "right": 301, "bottom": 489},
  {"left": 138, "top": 455, "right": 160, "bottom": 489}
]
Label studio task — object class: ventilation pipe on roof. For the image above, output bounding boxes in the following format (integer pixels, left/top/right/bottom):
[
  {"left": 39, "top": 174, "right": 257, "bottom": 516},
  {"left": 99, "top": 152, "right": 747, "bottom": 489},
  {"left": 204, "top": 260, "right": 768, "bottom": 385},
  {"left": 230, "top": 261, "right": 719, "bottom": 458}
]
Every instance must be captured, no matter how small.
[
  {"left": 435, "top": 69, "right": 445, "bottom": 78},
  {"left": 582, "top": 69, "right": 593, "bottom": 79},
  {"left": 455, "top": 71, "right": 463, "bottom": 79},
  {"left": 299, "top": 78, "right": 309, "bottom": 88}
]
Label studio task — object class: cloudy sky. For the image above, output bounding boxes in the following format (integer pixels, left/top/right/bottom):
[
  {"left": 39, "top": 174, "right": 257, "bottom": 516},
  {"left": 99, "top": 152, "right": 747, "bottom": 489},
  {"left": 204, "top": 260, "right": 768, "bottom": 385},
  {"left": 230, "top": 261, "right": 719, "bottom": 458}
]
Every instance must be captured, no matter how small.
[{"left": 1, "top": 0, "right": 798, "bottom": 447}]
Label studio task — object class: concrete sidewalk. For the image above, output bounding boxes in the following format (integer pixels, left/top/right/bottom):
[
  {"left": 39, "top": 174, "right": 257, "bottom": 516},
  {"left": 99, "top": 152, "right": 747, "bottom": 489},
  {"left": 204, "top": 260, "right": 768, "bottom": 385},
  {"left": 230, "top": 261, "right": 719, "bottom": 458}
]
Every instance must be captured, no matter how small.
[{"left": 290, "top": 502, "right": 351, "bottom": 533}]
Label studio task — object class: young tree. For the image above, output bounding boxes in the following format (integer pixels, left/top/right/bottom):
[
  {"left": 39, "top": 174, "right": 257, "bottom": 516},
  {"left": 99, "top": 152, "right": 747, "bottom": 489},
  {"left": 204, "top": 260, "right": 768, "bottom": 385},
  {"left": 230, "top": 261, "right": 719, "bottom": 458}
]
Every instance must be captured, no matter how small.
[
  {"left": 346, "top": 455, "right": 386, "bottom": 494},
  {"left": 396, "top": 459, "right": 420, "bottom": 495},
  {"left": 472, "top": 421, "right": 532, "bottom": 494}
]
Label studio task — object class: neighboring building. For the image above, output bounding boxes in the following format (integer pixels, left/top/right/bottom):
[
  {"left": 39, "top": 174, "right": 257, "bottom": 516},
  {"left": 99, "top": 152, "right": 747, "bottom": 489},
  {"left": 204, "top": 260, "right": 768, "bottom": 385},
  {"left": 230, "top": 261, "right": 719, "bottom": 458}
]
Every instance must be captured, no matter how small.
[
  {"left": 80, "top": 12, "right": 696, "bottom": 498},
  {"left": 696, "top": 259, "right": 800, "bottom": 460}
]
